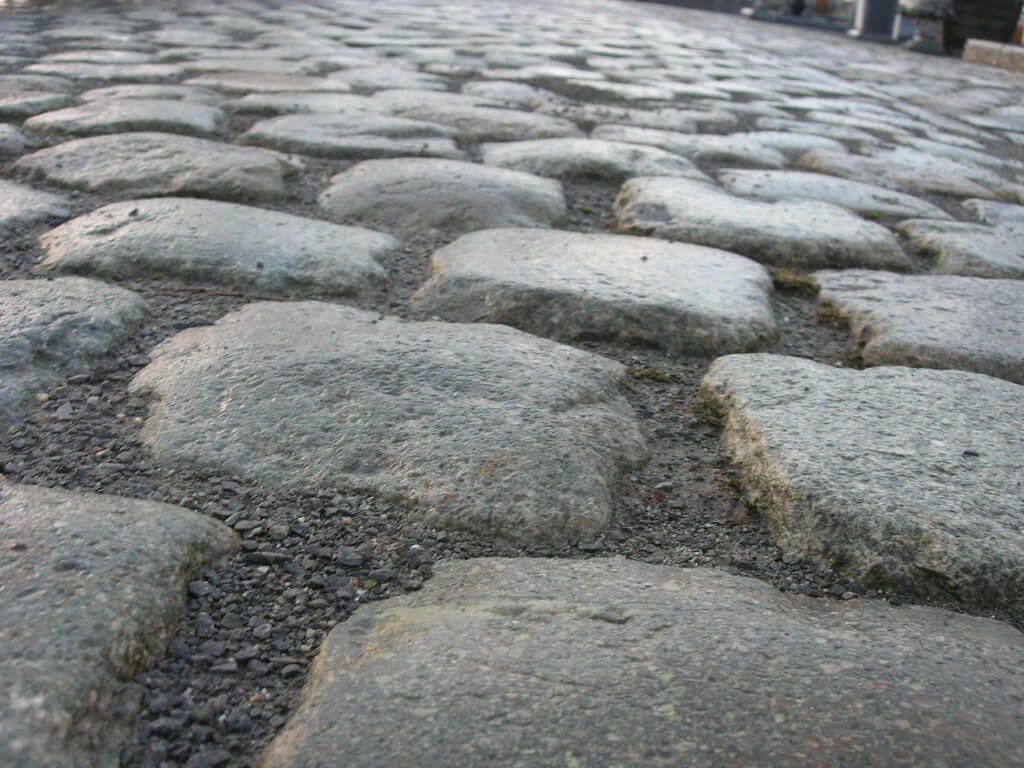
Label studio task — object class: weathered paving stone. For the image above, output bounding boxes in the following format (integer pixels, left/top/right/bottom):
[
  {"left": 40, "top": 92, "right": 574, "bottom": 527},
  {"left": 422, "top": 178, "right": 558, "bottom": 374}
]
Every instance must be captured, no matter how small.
[
  {"left": 897, "top": 218, "right": 1024, "bottom": 279},
  {"left": 40, "top": 198, "right": 394, "bottom": 297},
  {"left": 591, "top": 125, "right": 786, "bottom": 168},
  {"left": 0, "top": 73, "right": 75, "bottom": 94},
  {"left": 21, "top": 62, "right": 186, "bottom": 83},
  {"left": 23, "top": 99, "right": 225, "bottom": 138},
  {"left": 0, "top": 480, "right": 237, "bottom": 768},
  {"left": 183, "top": 72, "right": 351, "bottom": 94},
  {"left": 0, "top": 277, "right": 146, "bottom": 424},
  {"left": 0, "top": 91, "right": 73, "bottom": 119},
  {"left": 79, "top": 83, "right": 227, "bottom": 106},
  {"left": 799, "top": 149, "right": 1000, "bottom": 200},
  {"left": 699, "top": 354, "right": 1024, "bottom": 613},
  {"left": 0, "top": 179, "right": 70, "bottom": 231},
  {"left": 718, "top": 169, "right": 951, "bottom": 219},
  {"left": 260, "top": 557, "right": 1024, "bottom": 768},
  {"left": 130, "top": 302, "right": 646, "bottom": 545},
  {"left": 238, "top": 113, "right": 465, "bottom": 160},
  {"left": 480, "top": 138, "right": 710, "bottom": 181},
  {"left": 14, "top": 132, "right": 298, "bottom": 202},
  {"left": 330, "top": 65, "right": 449, "bottom": 92},
  {"left": 228, "top": 92, "right": 374, "bottom": 115},
  {"left": 0, "top": 124, "right": 24, "bottom": 155},
  {"left": 755, "top": 116, "right": 881, "bottom": 145},
  {"left": 370, "top": 88, "right": 501, "bottom": 113},
  {"left": 378, "top": 104, "right": 583, "bottom": 142},
  {"left": 411, "top": 229, "right": 777, "bottom": 354},
  {"left": 962, "top": 198, "right": 1024, "bottom": 226},
  {"left": 614, "top": 177, "right": 909, "bottom": 270},
  {"left": 814, "top": 270, "right": 1024, "bottom": 383},
  {"left": 318, "top": 159, "right": 566, "bottom": 238}
]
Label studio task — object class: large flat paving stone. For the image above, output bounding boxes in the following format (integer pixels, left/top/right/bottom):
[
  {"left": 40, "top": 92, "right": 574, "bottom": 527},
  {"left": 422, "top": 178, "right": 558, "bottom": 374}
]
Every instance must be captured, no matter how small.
[
  {"left": 718, "top": 169, "right": 951, "bottom": 220},
  {"left": 261, "top": 557, "right": 1024, "bottom": 768},
  {"left": 238, "top": 113, "right": 465, "bottom": 160},
  {"left": 228, "top": 92, "right": 374, "bottom": 115},
  {"left": 79, "top": 83, "right": 227, "bottom": 106},
  {"left": 39, "top": 198, "right": 394, "bottom": 298},
  {"left": 378, "top": 104, "right": 583, "bottom": 142},
  {"left": 699, "top": 354, "right": 1024, "bottom": 614},
  {"left": 0, "top": 180, "right": 70, "bottom": 232},
  {"left": 814, "top": 270, "right": 1024, "bottom": 383},
  {"left": 14, "top": 132, "right": 298, "bottom": 202},
  {"left": 130, "top": 303, "right": 646, "bottom": 545},
  {"left": 23, "top": 98, "right": 224, "bottom": 138},
  {"left": 183, "top": 72, "right": 350, "bottom": 94},
  {"left": 614, "top": 177, "right": 909, "bottom": 270},
  {"left": 411, "top": 229, "right": 777, "bottom": 354},
  {"left": 480, "top": 138, "right": 710, "bottom": 181},
  {"left": 0, "top": 278, "right": 146, "bottom": 424},
  {"left": 898, "top": 218, "right": 1024, "bottom": 279},
  {"left": 591, "top": 125, "right": 786, "bottom": 168},
  {"left": 318, "top": 159, "right": 566, "bottom": 238},
  {"left": 21, "top": 62, "right": 186, "bottom": 83},
  {"left": 0, "top": 480, "right": 237, "bottom": 768}
]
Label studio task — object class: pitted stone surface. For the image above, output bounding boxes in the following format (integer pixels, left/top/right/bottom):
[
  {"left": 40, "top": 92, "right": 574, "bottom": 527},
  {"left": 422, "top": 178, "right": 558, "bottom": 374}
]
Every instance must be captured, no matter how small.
[
  {"left": 183, "top": 72, "right": 351, "bottom": 94},
  {"left": 480, "top": 138, "right": 710, "bottom": 181},
  {"left": 898, "top": 218, "right": 1024, "bottom": 279},
  {"left": 0, "top": 179, "right": 70, "bottom": 231},
  {"left": 40, "top": 198, "right": 394, "bottom": 298},
  {"left": 14, "top": 132, "right": 298, "bottom": 201},
  {"left": 592, "top": 125, "right": 786, "bottom": 168},
  {"left": 23, "top": 98, "right": 224, "bottom": 138},
  {"left": 228, "top": 92, "right": 374, "bottom": 115},
  {"left": 261, "top": 557, "right": 1024, "bottom": 768},
  {"left": 79, "top": 83, "right": 226, "bottom": 105},
  {"left": 318, "top": 158, "right": 566, "bottom": 237},
  {"left": 700, "top": 354, "right": 1024, "bottom": 613},
  {"left": 378, "top": 104, "right": 583, "bottom": 142},
  {"left": 0, "top": 278, "right": 146, "bottom": 424},
  {"left": 22, "top": 62, "right": 186, "bottom": 83},
  {"left": 0, "top": 479, "right": 237, "bottom": 768},
  {"left": 963, "top": 198, "right": 1024, "bottom": 225},
  {"left": 130, "top": 302, "right": 646, "bottom": 545},
  {"left": 411, "top": 228, "right": 777, "bottom": 354},
  {"left": 718, "top": 169, "right": 951, "bottom": 219},
  {"left": 814, "top": 270, "right": 1024, "bottom": 383},
  {"left": 0, "top": 124, "right": 24, "bottom": 155},
  {"left": 0, "top": 90, "right": 72, "bottom": 118},
  {"left": 238, "top": 113, "right": 465, "bottom": 160},
  {"left": 799, "top": 149, "right": 1001, "bottom": 200},
  {"left": 614, "top": 177, "right": 909, "bottom": 270},
  {"left": 329, "top": 65, "right": 449, "bottom": 92}
]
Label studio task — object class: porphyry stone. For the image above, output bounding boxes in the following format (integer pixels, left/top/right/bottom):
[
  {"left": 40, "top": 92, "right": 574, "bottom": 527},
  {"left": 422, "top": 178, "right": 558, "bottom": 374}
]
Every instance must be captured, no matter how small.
[
  {"left": 130, "top": 302, "right": 646, "bottom": 545},
  {"left": 378, "top": 104, "right": 583, "bottom": 142},
  {"left": 261, "top": 557, "right": 1024, "bottom": 768},
  {"left": 699, "top": 354, "right": 1024, "bottom": 614},
  {"left": 238, "top": 113, "right": 465, "bottom": 160},
  {"left": 0, "top": 277, "right": 146, "bottom": 424},
  {"left": 411, "top": 228, "right": 777, "bottom": 354},
  {"left": 897, "top": 218, "right": 1024, "bottom": 279},
  {"left": 318, "top": 159, "right": 566, "bottom": 238},
  {"left": 718, "top": 169, "right": 951, "bottom": 220},
  {"left": 23, "top": 99, "right": 224, "bottom": 138},
  {"left": 0, "top": 124, "right": 25, "bottom": 155},
  {"left": 0, "top": 180, "right": 70, "bottom": 231},
  {"left": 0, "top": 480, "right": 237, "bottom": 768},
  {"left": 814, "top": 270, "right": 1024, "bottom": 383},
  {"left": 614, "top": 177, "right": 909, "bottom": 270},
  {"left": 14, "top": 133, "right": 298, "bottom": 202},
  {"left": 591, "top": 125, "right": 786, "bottom": 168},
  {"left": 480, "top": 138, "right": 710, "bottom": 181},
  {"left": 40, "top": 198, "right": 394, "bottom": 297}
]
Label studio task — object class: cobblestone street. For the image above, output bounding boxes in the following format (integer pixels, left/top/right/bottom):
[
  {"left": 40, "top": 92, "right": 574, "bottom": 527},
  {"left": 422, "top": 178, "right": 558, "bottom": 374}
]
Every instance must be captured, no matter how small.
[{"left": 1, "top": 0, "right": 1023, "bottom": 765}]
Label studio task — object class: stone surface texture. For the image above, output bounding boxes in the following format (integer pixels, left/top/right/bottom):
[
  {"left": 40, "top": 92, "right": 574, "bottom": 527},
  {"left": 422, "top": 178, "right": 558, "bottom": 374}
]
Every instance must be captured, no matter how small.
[
  {"left": 130, "top": 302, "right": 647, "bottom": 545},
  {"left": 23, "top": 98, "right": 224, "bottom": 138},
  {"left": 40, "top": 198, "right": 394, "bottom": 297},
  {"left": 0, "top": 179, "right": 70, "bottom": 231},
  {"left": 814, "top": 270, "right": 1024, "bottom": 383},
  {"left": 14, "top": 132, "right": 298, "bottom": 201},
  {"left": 262, "top": 557, "right": 1024, "bottom": 768},
  {"left": 0, "top": 278, "right": 146, "bottom": 424},
  {"left": 412, "top": 228, "right": 778, "bottom": 354},
  {"left": 0, "top": 480, "right": 238, "bottom": 768},
  {"left": 700, "top": 354, "right": 1024, "bottom": 614},
  {"left": 614, "top": 177, "right": 910, "bottom": 270},
  {"left": 898, "top": 218, "right": 1024, "bottom": 279},
  {"left": 318, "top": 158, "right": 566, "bottom": 237}
]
